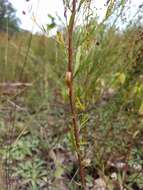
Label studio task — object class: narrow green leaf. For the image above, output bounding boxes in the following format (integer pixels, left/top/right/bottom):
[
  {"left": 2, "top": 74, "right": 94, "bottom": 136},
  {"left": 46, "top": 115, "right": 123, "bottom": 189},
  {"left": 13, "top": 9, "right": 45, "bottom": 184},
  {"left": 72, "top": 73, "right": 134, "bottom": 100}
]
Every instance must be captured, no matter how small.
[{"left": 74, "top": 46, "right": 81, "bottom": 76}]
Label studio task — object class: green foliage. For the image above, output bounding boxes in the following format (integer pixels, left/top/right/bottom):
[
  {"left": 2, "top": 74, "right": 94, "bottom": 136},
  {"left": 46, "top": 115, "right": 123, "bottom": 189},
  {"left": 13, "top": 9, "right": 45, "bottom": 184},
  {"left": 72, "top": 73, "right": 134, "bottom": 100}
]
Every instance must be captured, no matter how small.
[
  {"left": 0, "top": 0, "right": 143, "bottom": 189},
  {"left": 11, "top": 136, "right": 39, "bottom": 160},
  {"left": 13, "top": 158, "right": 47, "bottom": 190},
  {"left": 0, "top": 0, "right": 20, "bottom": 33}
]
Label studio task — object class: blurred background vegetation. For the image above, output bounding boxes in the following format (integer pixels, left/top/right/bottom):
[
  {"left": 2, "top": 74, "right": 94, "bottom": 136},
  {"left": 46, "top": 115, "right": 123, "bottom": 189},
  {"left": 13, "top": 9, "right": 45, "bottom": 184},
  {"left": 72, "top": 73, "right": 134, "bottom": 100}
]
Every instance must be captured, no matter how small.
[{"left": 0, "top": 0, "right": 143, "bottom": 189}]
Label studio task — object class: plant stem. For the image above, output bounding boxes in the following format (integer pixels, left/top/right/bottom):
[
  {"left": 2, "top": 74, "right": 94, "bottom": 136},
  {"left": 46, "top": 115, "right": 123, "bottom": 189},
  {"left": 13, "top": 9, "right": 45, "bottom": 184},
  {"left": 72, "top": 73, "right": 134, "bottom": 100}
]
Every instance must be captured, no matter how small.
[{"left": 67, "top": 0, "right": 86, "bottom": 189}]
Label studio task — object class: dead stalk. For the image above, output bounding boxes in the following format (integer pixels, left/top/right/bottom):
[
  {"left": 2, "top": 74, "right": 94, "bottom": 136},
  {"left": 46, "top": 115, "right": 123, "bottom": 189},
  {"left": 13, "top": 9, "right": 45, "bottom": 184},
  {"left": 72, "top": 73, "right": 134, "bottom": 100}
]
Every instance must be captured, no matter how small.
[{"left": 66, "top": 0, "right": 86, "bottom": 189}]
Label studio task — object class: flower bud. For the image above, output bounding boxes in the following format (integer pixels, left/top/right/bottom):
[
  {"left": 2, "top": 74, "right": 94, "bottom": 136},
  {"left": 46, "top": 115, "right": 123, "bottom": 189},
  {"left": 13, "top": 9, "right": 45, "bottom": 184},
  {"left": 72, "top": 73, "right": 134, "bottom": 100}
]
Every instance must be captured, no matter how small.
[{"left": 66, "top": 72, "right": 72, "bottom": 87}]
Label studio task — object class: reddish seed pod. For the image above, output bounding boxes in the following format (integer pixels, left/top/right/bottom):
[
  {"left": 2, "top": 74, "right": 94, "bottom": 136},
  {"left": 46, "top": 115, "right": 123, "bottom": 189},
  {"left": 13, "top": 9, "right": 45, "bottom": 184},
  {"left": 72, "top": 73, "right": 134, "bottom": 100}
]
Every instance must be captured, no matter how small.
[{"left": 65, "top": 72, "right": 72, "bottom": 87}]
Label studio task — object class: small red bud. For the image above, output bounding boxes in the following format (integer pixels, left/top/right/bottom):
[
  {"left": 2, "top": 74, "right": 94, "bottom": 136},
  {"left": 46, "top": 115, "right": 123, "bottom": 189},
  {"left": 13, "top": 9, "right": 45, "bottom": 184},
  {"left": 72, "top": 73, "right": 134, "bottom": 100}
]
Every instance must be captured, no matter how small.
[{"left": 22, "top": 11, "right": 26, "bottom": 15}]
